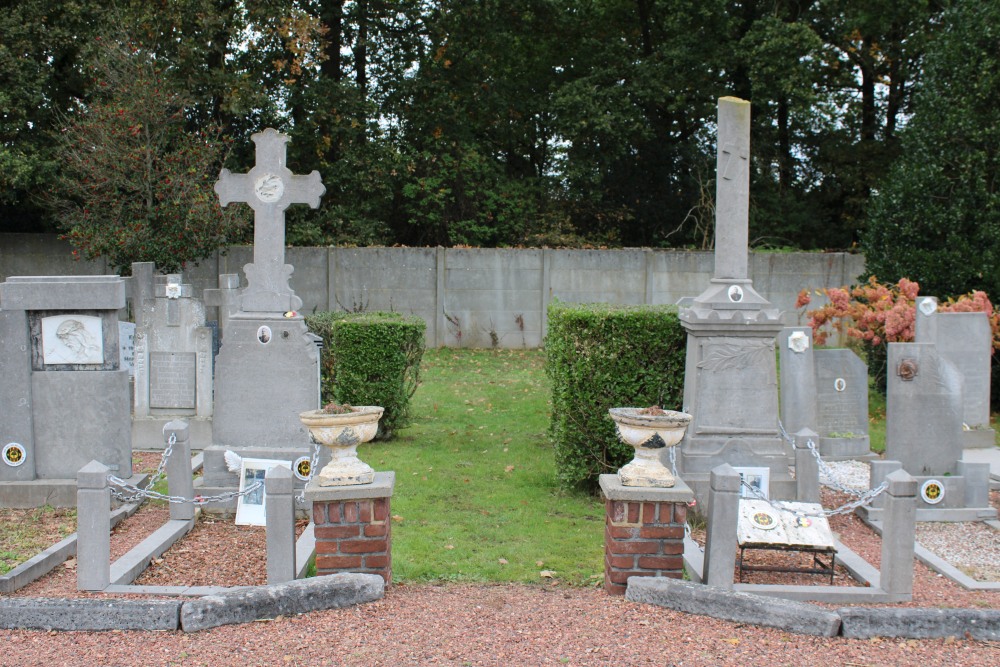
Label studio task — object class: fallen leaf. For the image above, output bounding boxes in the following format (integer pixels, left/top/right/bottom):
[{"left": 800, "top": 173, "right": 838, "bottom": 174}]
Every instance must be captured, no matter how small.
[
  {"left": 536, "top": 560, "right": 545, "bottom": 567},
  {"left": 63, "top": 558, "right": 77, "bottom": 570},
  {"left": 540, "top": 570, "right": 556, "bottom": 578},
  {"left": 392, "top": 515, "right": 404, "bottom": 522},
  {"left": 498, "top": 558, "right": 508, "bottom": 565},
  {"left": 505, "top": 465, "right": 515, "bottom": 473},
  {"left": 722, "top": 638, "right": 740, "bottom": 645},
  {"left": 445, "top": 544, "right": 455, "bottom": 550}
]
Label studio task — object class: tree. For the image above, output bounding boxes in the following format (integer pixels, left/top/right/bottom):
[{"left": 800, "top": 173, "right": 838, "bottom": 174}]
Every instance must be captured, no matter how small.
[
  {"left": 47, "top": 39, "right": 250, "bottom": 274},
  {"left": 862, "top": 0, "right": 1000, "bottom": 299}
]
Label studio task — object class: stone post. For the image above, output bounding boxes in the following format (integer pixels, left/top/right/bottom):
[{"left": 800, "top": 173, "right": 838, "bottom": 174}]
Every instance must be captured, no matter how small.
[
  {"left": 164, "top": 421, "right": 195, "bottom": 522},
  {"left": 880, "top": 469, "right": 917, "bottom": 596},
  {"left": 265, "top": 465, "right": 296, "bottom": 584},
  {"left": 703, "top": 464, "right": 741, "bottom": 589},
  {"left": 306, "top": 472, "right": 395, "bottom": 584},
  {"left": 868, "top": 460, "right": 903, "bottom": 509},
  {"left": 599, "top": 474, "right": 693, "bottom": 596},
  {"left": 958, "top": 460, "right": 991, "bottom": 508},
  {"left": 76, "top": 460, "right": 111, "bottom": 592},
  {"left": 794, "top": 428, "right": 820, "bottom": 503}
]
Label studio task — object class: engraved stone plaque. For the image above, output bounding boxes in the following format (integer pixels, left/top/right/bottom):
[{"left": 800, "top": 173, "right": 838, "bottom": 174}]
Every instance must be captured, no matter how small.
[
  {"left": 149, "top": 351, "right": 197, "bottom": 409},
  {"left": 41, "top": 314, "right": 104, "bottom": 365}
]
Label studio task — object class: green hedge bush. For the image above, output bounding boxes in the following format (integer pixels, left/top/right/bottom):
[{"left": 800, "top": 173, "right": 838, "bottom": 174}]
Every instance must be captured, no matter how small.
[
  {"left": 545, "top": 301, "right": 687, "bottom": 493},
  {"left": 305, "top": 311, "right": 426, "bottom": 440}
]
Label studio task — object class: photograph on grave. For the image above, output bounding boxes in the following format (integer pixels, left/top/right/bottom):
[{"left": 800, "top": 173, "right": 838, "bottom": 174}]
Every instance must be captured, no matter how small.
[
  {"left": 235, "top": 458, "right": 291, "bottom": 526},
  {"left": 734, "top": 466, "right": 770, "bottom": 499}
]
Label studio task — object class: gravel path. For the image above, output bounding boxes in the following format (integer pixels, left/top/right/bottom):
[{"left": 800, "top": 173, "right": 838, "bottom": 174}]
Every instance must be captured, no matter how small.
[
  {"left": 3, "top": 583, "right": 1000, "bottom": 666},
  {"left": 2, "top": 456, "right": 999, "bottom": 664}
]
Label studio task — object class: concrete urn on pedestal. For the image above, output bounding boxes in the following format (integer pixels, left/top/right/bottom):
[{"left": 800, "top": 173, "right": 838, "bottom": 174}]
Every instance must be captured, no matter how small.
[
  {"left": 299, "top": 405, "right": 384, "bottom": 486},
  {"left": 609, "top": 408, "right": 692, "bottom": 488}
]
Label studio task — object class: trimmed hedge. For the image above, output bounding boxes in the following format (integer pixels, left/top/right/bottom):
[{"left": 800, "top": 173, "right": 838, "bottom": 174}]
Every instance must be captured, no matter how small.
[
  {"left": 305, "top": 311, "right": 426, "bottom": 440},
  {"left": 545, "top": 301, "right": 686, "bottom": 492}
]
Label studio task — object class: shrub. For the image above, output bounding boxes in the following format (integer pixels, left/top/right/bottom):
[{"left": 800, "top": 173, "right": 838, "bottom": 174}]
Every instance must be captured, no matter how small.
[
  {"left": 798, "top": 276, "right": 999, "bottom": 391},
  {"left": 545, "top": 301, "right": 686, "bottom": 493},
  {"left": 305, "top": 311, "right": 426, "bottom": 440}
]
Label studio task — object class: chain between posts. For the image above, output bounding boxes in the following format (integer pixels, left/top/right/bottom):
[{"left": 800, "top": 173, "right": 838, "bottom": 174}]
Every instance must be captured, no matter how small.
[
  {"left": 106, "top": 432, "right": 265, "bottom": 505},
  {"left": 295, "top": 442, "right": 321, "bottom": 504}
]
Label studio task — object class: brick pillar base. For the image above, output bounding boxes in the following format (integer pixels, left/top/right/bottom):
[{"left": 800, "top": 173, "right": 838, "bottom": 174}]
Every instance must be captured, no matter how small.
[
  {"left": 305, "top": 471, "right": 395, "bottom": 584},
  {"left": 599, "top": 474, "right": 693, "bottom": 596}
]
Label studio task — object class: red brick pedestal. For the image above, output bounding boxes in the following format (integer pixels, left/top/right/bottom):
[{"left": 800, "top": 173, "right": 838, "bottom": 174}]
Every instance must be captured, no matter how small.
[
  {"left": 599, "top": 474, "right": 693, "bottom": 595},
  {"left": 305, "top": 471, "right": 395, "bottom": 584}
]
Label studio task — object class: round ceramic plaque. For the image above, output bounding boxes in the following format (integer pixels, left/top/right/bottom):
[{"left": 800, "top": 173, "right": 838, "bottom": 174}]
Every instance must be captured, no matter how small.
[
  {"left": 787, "top": 331, "right": 810, "bottom": 353},
  {"left": 919, "top": 298, "right": 938, "bottom": 316},
  {"left": 834, "top": 378, "right": 847, "bottom": 392},
  {"left": 294, "top": 456, "right": 311, "bottom": 481},
  {"left": 254, "top": 174, "right": 285, "bottom": 203},
  {"left": 750, "top": 510, "right": 777, "bottom": 530},
  {"left": 3, "top": 443, "right": 26, "bottom": 467},
  {"left": 727, "top": 285, "right": 744, "bottom": 303},
  {"left": 920, "top": 479, "right": 945, "bottom": 504}
]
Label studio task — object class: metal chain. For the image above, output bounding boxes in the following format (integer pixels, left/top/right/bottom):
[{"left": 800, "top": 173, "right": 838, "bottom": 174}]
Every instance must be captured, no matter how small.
[
  {"left": 109, "top": 433, "right": 176, "bottom": 503},
  {"left": 108, "top": 431, "right": 265, "bottom": 505},
  {"left": 108, "top": 474, "right": 263, "bottom": 505},
  {"left": 778, "top": 419, "right": 872, "bottom": 498},
  {"left": 739, "top": 477, "right": 887, "bottom": 517}
]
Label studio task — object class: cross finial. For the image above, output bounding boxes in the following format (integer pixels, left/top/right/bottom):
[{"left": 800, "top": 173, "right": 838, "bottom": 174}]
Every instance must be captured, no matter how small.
[{"left": 215, "top": 129, "right": 325, "bottom": 313}]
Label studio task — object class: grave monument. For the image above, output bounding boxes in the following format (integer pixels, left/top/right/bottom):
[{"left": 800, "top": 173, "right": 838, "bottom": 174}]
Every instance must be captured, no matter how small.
[
  {"left": 676, "top": 97, "right": 791, "bottom": 505},
  {"left": 0, "top": 276, "right": 141, "bottom": 507},
  {"left": 198, "top": 129, "right": 325, "bottom": 506},
  {"left": 778, "top": 326, "right": 872, "bottom": 459},
  {"left": 915, "top": 296, "right": 995, "bottom": 448},
  {"left": 131, "top": 263, "right": 215, "bottom": 448},
  {"left": 860, "top": 341, "right": 996, "bottom": 521}
]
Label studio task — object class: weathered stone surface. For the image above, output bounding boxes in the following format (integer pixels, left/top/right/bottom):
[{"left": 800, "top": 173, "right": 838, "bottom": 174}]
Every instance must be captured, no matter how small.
[
  {"left": 838, "top": 607, "right": 1000, "bottom": 640},
  {"left": 180, "top": 572, "right": 384, "bottom": 632},
  {"left": 0, "top": 597, "right": 180, "bottom": 631},
  {"left": 626, "top": 576, "right": 841, "bottom": 637}
]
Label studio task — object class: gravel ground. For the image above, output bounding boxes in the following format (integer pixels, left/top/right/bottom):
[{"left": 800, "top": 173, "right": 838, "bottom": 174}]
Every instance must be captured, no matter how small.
[{"left": 1, "top": 456, "right": 999, "bottom": 665}]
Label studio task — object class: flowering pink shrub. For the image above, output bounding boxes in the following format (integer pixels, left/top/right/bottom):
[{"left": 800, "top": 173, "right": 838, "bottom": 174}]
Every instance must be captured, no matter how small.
[{"left": 797, "top": 276, "right": 1000, "bottom": 352}]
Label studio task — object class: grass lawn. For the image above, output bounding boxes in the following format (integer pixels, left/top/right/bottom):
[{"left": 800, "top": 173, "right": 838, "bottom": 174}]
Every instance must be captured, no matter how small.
[
  {"left": 360, "top": 348, "right": 605, "bottom": 586},
  {"left": 0, "top": 507, "right": 76, "bottom": 574}
]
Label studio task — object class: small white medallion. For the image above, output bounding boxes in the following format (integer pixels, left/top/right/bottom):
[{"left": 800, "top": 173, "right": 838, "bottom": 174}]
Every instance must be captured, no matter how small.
[
  {"left": 918, "top": 298, "right": 938, "bottom": 316},
  {"left": 920, "top": 479, "right": 945, "bottom": 505},
  {"left": 254, "top": 174, "right": 285, "bottom": 203},
  {"left": 788, "top": 331, "right": 810, "bottom": 353},
  {"left": 834, "top": 378, "right": 847, "bottom": 392},
  {"left": 727, "top": 285, "right": 744, "bottom": 303}
]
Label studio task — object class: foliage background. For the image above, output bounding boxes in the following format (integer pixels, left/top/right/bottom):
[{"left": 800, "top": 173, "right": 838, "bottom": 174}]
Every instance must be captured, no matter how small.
[{"left": 0, "top": 0, "right": 959, "bottom": 266}]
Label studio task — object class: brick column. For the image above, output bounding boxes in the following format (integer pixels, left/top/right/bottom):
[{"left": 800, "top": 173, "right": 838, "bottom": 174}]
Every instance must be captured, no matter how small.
[
  {"left": 305, "top": 472, "right": 395, "bottom": 584},
  {"left": 599, "top": 474, "right": 693, "bottom": 596}
]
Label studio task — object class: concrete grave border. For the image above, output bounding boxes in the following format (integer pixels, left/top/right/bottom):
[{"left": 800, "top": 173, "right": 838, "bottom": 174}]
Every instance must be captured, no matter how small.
[
  {"left": 0, "top": 573, "right": 384, "bottom": 633},
  {"left": 627, "top": 577, "right": 1000, "bottom": 640}
]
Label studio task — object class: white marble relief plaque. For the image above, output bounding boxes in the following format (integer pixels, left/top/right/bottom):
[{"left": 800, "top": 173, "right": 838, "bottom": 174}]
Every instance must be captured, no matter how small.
[{"left": 41, "top": 314, "right": 104, "bottom": 364}]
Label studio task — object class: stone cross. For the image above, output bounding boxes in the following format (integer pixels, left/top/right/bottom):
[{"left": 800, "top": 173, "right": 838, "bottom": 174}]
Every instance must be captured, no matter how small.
[
  {"left": 713, "top": 97, "right": 751, "bottom": 282},
  {"left": 215, "top": 129, "right": 325, "bottom": 313}
]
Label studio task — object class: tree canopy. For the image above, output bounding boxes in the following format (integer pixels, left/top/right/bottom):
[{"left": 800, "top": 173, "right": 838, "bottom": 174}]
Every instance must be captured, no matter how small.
[{"left": 0, "top": 0, "right": 958, "bottom": 267}]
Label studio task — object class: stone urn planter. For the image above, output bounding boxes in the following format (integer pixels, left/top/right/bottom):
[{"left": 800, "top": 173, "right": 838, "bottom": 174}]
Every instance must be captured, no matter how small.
[
  {"left": 609, "top": 407, "right": 693, "bottom": 487},
  {"left": 298, "top": 405, "right": 384, "bottom": 486}
]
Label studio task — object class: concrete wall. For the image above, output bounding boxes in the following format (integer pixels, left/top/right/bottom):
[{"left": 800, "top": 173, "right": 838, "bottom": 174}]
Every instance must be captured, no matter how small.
[{"left": 1, "top": 234, "right": 865, "bottom": 348}]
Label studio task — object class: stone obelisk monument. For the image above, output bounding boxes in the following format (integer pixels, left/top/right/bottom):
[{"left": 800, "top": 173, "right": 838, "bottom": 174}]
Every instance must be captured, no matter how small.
[{"left": 675, "top": 98, "right": 791, "bottom": 505}]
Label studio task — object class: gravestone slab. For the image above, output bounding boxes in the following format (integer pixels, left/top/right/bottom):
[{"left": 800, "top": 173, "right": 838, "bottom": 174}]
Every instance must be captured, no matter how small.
[
  {"left": 886, "top": 342, "right": 963, "bottom": 476},
  {"left": 678, "top": 98, "right": 790, "bottom": 506},
  {"left": 131, "top": 270, "right": 215, "bottom": 449},
  {"left": 0, "top": 276, "right": 136, "bottom": 507},
  {"left": 778, "top": 327, "right": 816, "bottom": 437},
  {"left": 814, "top": 348, "right": 870, "bottom": 458},
  {"left": 915, "top": 297, "right": 994, "bottom": 448},
  {"left": 206, "top": 129, "right": 324, "bottom": 506}
]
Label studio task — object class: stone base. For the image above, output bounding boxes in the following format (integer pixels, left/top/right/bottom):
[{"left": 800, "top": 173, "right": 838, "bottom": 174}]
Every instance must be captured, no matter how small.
[
  {"left": 599, "top": 474, "right": 693, "bottom": 596},
  {"left": 132, "top": 417, "right": 213, "bottom": 451},
  {"left": 858, "top": 471, "right": 998, "bottom": 523},
  {"left": 963, "top": 428, "right": 996, "bottom": 449},
  {"left": 306, "top": 472, "right": 395, "bottom": 584},
  {"left": 818, "top": 435, "right": 875, "bottom": 461},
  {"left": 0, "top": 472, "right": 149, "bottom": 509}
]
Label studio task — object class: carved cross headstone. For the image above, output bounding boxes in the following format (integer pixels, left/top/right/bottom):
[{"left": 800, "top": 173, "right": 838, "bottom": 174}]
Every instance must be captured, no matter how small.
[
  {"left": 215, "top": 129, "right": 325, "bottom": 313},
  {"left": 713, "top": 97, "right": 751, "bottom": 283}
]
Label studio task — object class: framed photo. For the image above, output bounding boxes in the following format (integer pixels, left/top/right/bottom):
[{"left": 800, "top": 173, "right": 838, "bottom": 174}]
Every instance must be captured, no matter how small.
[
  {"left": 733, "top": 466, "right": 770, "bottom": 499},
  {"left": 235, "top": 458, "right": 291, "bottom": 526}
]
